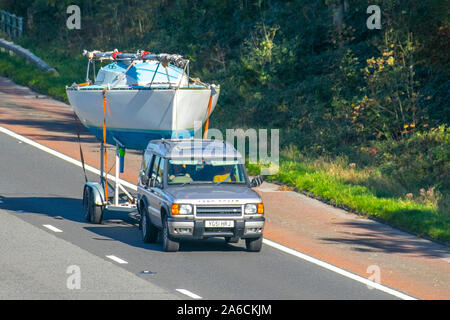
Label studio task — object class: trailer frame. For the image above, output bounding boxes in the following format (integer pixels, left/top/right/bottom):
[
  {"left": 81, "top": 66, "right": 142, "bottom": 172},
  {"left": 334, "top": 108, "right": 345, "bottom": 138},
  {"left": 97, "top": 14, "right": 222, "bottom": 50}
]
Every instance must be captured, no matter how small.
[{"left": 82, "top": 142, "right": 137, "bottom": 224}]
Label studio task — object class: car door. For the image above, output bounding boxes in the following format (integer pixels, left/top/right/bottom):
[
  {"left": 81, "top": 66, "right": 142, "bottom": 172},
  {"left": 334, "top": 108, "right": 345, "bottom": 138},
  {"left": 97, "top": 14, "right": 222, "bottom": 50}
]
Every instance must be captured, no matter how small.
[
  {"left": 138, "top": 151, "right": 153, "bottom": 187},
  {"left": 147, "top": 155, "right": 164, "bottom": 228},
  {"left": 138, "top": 152, "right": 154, "bottom": 216}
]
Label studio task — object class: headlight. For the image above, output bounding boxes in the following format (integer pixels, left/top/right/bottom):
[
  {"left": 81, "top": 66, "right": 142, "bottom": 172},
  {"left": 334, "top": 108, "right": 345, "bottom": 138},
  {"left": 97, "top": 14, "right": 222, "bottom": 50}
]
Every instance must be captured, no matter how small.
[
  {"left": 179, "top": 204, "right": 193, "bottom": 215},
  {"left": 171, "top": 204, "right": 193, "bottom": 215},
  {"left": 245, "top": 203, "right": 264, "bottom": 215},
  {"left": 244, "top": 204, "right": 257, "bottom": 214}
]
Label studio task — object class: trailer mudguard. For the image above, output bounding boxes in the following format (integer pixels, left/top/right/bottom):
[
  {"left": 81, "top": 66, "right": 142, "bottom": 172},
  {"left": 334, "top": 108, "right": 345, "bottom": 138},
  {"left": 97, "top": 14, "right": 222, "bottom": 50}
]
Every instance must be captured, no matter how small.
[{"left": 85, "top": 182, "right": 106, "bottom": 206}]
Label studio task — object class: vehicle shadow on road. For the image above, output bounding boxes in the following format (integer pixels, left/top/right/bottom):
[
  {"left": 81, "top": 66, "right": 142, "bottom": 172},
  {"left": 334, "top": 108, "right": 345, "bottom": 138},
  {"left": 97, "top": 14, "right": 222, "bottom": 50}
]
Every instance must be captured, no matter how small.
[
  {"left": 0, "top": 195, "right": 86, "bottom": 222},
  {"left": 86, "top": 208, "right": 247, "bottom": 253},
  {"left": 0, "top": 195, "right": 246, "bottom": 253},
  {"left": 319, "top": 220, "right": 450, "bottom": 259}
]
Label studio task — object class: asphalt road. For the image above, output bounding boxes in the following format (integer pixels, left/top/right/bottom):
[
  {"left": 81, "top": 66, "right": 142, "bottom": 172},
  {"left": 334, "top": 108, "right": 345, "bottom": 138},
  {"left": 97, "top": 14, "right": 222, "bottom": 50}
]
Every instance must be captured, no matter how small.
[{"left": 0, "top": 131, "right": 397, "bottom": 299}]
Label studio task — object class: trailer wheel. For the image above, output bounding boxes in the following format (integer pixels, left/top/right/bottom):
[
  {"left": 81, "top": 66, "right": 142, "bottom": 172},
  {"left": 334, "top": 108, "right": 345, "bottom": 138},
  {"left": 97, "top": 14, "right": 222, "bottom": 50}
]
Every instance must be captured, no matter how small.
[
  {"left": 91, "top": 204, "right": 104, "bottom": 224},
  {"left": 88, "top": 189, "right": 103, "bottom": 224},
  {"left": 82, "top": 187, "right": 91, "bottom": 222}
]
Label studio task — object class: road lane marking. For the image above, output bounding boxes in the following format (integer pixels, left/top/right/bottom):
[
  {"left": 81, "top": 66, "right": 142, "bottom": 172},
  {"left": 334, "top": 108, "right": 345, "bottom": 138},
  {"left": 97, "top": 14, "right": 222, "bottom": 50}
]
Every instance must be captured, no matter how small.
[
  {"left": 106, "top": 255, "right": 128, "bottom": 264},
  {"left": 43, "top": 224, "right": 63, "bottom": 233},
  {"left": 0, "top": 126, "right": 418, "bottom": 300},
  {"left": 0, "top": 126, "right": 137, "bottom": 191},
  {"left": 262, "top": 238, "right": 416, "bottom": 300},
  {"left": 176, "top": 289, "right": 202, "bottom": 299}
]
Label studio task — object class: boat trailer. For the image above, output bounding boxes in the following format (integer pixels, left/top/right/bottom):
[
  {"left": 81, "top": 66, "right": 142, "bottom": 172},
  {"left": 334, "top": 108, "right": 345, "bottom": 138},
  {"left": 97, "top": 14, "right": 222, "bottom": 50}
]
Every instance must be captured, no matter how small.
[
  {"left": 81, "top": 139, "right": 137, "bottom": 224},
  {"left": 81, "top": 87, "right": 138, "bottom": 224}
]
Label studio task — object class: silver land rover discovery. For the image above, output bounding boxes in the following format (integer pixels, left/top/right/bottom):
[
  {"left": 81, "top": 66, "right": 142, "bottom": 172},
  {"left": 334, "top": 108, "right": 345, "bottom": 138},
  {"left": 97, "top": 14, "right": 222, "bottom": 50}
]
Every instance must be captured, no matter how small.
[{"left": 136, "top": 139, "right": 265, "bottom": 252}]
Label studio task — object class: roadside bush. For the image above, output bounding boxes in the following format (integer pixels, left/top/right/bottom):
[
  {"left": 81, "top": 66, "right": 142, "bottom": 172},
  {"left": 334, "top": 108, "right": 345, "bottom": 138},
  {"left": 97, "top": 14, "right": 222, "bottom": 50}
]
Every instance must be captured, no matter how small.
[{"left": 376, "top": 126, "right": 449, "bottom": 192}]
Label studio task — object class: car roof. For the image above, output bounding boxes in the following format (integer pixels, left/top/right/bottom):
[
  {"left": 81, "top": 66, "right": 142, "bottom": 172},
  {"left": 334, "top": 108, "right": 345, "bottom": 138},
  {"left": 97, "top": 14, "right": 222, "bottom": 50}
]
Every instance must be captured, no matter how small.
[{"left": 145, "top": 139, "right": 243, "bottom": 160}]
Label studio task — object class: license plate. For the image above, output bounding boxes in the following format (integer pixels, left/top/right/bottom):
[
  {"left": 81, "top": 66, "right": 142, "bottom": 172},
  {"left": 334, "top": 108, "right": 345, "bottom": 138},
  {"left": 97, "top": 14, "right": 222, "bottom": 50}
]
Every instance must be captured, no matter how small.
[{"left": 205, "top": 220, "right": 234, "bottom": 228}]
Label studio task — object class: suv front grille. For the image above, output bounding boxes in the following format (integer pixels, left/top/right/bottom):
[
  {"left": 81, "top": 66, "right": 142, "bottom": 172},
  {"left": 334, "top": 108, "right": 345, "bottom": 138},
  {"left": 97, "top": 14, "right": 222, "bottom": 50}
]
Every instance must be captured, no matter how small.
[{"left": 196, "top": 205, "right": 242, "bottom": 217}]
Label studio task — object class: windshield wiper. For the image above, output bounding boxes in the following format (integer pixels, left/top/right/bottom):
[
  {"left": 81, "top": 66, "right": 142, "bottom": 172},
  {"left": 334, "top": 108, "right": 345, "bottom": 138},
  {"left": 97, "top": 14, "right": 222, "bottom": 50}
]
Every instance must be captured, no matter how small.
[
  {"left": 179, "top": 181, "right": 212, "bottom": 187},
  {"left": 214, "top": 181, "right": 244, "bottom": 185}
]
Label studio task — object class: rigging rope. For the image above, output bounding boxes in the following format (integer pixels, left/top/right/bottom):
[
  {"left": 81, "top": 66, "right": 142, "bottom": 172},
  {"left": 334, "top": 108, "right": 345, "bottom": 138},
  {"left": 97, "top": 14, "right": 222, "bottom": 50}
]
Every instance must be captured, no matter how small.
[{"left": 72, "top": 112, "right": 88, "bottom": 183}]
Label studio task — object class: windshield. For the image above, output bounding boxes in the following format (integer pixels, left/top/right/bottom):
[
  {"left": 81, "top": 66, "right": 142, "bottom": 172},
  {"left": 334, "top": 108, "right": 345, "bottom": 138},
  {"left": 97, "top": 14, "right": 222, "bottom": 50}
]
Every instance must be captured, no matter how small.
[{"left": 167, "top": 159, "right": 246, "bottom": 185}]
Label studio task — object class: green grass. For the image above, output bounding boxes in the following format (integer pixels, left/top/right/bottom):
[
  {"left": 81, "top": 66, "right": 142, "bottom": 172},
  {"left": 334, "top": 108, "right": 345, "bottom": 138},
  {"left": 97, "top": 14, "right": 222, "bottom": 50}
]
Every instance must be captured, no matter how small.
[
  {"left": 248, "top": 157, "right": 450, "bottom": 244},
  {"left": 0, "top": 48, "right": 86, "bottom": 102}
]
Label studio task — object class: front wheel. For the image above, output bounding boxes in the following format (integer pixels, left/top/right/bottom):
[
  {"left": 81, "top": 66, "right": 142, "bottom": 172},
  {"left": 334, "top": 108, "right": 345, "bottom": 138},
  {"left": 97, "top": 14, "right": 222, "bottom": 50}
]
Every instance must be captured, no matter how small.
[
  {"left": 225, "top": 236, "right": 240, "bottom": 244},
  {"left": 245, "top": 237, "right": 263, "bottom": 252},
  {"left": 141, "top": 208, "right": 158, "bottom": 243},
  {"left": 162, "top": 217, "right": 179, "bottom": 252}
]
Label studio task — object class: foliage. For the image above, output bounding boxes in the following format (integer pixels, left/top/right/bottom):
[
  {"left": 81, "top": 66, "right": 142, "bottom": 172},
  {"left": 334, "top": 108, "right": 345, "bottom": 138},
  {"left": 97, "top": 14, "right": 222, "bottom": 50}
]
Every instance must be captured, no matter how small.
[
  {"left": 376, "top": 125, "right": 450, "bottom": 198},
  {"left": 248, "top": 151, "right": 450, "bottom": 243}
]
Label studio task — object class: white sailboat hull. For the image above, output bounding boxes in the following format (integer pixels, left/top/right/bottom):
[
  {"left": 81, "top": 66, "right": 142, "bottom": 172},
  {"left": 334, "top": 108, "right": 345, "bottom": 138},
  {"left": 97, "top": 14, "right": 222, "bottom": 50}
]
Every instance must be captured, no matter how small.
[{"left": 66, "top": 87, "right": 219, "bottom": 150}]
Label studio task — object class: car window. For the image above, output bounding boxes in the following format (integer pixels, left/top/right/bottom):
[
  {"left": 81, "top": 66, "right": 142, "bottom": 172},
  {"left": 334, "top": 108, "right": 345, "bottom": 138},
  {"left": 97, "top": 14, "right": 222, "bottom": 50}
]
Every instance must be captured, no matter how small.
[
  {"left": 149, "top": 155, "right": 160, "bottom": 183},
  {"left": 156, "top": 158, "right": 165, "bottom": 185},
  {"left": 142, "top": 151, "right": 152, "bottom": 174},
  {"left": 167, "top": 159, "right": 246, "bottom": 184}
]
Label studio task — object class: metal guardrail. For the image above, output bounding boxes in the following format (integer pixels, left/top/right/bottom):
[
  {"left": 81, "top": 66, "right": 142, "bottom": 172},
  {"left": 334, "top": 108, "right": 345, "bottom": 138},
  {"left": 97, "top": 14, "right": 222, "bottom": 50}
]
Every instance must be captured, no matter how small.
[
  {"left": 0, "top": 10, "right": 22, "bottom": 38},
  {"left": 0, "top": 10, "right": 56, "bottom": 73},
  {"left": 0, "top": 38, "right": 57, "bottom": 74}
]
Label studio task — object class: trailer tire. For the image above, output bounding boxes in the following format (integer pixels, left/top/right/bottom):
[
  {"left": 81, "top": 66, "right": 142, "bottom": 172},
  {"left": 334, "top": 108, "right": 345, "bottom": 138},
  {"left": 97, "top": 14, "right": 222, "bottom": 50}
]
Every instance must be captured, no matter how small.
[
  {"left": 82, "top": 187, "right": 91, "bottom": 222},
  {"left": 89, "top": 190, "right": 103, "bottom": 224},
  {"left": 91, "top": 204, "right": 104, "bottom": 224}
]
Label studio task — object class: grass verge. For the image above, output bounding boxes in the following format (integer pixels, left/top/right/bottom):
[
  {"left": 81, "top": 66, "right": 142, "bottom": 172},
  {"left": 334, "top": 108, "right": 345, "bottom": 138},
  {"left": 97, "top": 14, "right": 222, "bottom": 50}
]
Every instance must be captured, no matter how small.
[{"left": 248, "top": 156, "right": 450, "bottom": 244}]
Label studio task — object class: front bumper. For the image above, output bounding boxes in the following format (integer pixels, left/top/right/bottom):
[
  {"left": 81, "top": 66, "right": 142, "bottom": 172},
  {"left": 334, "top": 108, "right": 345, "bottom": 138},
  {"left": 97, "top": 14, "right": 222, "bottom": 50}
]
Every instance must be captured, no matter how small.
[{"left": 167, "top": 216, "right": 265, "bottom": 240}]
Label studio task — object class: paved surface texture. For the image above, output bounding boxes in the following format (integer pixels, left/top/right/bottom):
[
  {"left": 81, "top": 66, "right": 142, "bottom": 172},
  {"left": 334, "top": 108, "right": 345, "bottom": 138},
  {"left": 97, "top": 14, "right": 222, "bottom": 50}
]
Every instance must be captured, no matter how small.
[
  {"left": 0, "top": 211, "right": 178, "bottom": 299},
  {"left": 0, "top": 76, "right": 449, "bottom": 299}
]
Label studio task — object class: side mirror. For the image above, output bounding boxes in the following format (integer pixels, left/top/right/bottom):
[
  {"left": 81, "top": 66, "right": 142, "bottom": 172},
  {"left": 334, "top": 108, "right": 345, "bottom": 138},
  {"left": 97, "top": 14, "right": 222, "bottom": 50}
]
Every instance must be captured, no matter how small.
[
  {"left": 154, "top": 180, "right": 163, "bottom": 189},
  {"left": 250, "top": 175, "right": 263, "bottom": 187}
]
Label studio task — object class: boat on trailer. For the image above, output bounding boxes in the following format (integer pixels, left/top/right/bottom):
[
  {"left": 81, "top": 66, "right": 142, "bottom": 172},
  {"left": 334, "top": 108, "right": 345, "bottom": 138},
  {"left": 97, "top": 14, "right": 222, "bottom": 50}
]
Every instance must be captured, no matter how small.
[
  {"left": 67, "top": 50, "right": 220, "bottom": 219},
  {"left": 66, "top": 50, "right": 220, "bottom": 150}
]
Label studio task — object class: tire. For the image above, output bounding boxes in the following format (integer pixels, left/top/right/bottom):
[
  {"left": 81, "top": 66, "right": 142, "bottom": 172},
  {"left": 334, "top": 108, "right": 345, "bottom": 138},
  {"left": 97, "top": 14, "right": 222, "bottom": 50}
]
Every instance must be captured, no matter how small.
[
  {"left": 245, "top": 236, "right": 263, "bottom": 252},
  {"left": 141, "top": 205, "right": 158, "bottom": 243},
  {"left": 225, "top": 236, "right": 240, "bottom": 244},
  {"left": 162, "top": 216, "right": 179, "bottom": 252},
  {"left": 91, "top": 204, "right": 104, "bottom": 224},
  {"left": 89, "top": 190, "right": 103, "bottom": 224},
  {"left": 82, "top": 187, "right": 91, "bottom": 222}
]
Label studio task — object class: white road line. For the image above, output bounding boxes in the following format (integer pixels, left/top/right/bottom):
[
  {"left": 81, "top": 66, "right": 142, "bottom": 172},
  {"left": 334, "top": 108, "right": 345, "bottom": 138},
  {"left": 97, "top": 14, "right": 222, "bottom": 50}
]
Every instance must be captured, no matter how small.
[
  {"left": 42, "top": 224, "right": 63, "bottom": 233},
  {"left": 176, "top": 289, "right": 202, "bottom": 299},
  {"left": 0, "top": 126, "right": 417, "bottom": 300},
  {"left": 106, "top": 255, "right": 128, "bottom": 264},
  {"left": 262, "top": 239, "right": 416, "bottom": 300},
  {"left": 0, "top": 126, "right": 137, "bottom": 191}
]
